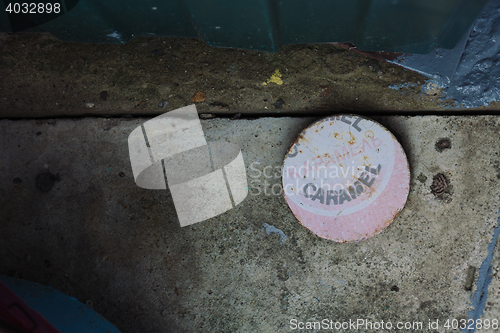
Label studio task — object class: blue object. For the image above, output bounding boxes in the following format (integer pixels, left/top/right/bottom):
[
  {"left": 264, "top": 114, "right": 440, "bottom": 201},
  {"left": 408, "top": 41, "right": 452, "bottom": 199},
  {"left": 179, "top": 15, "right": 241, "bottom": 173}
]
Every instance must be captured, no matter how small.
[
  {"left": 0, "top": 0, "right": 489, "bottom": 54},
  {"left": 0, "top": 276, "right": 122, "bottom": 333},
  {"left": 462, "top": 208, "right": 500, "bottom": 333},
  {"left": 391, "top": 0, "right": 500, "bottom": 108}
]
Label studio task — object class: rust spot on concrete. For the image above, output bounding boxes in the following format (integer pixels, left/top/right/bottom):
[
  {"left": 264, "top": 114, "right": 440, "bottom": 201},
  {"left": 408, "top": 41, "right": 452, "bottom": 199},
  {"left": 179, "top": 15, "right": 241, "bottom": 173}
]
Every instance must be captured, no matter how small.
[{"left": 191, "top": 91, "right": 207, "bottom": 103}]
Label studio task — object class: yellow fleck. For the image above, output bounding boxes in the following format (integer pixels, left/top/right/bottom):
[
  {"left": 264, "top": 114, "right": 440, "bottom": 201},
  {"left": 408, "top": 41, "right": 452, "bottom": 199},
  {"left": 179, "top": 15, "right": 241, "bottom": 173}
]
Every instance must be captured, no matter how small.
[{"left": 262, "top": 69, "right": 283, "bottom": 86}]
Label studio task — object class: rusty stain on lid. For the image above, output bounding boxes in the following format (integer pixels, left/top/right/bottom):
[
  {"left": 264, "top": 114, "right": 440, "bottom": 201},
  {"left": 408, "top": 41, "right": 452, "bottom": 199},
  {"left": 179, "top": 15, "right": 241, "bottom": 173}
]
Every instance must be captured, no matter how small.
[{"left": 282, "top": 114, "right": 410, "bottom": 243}]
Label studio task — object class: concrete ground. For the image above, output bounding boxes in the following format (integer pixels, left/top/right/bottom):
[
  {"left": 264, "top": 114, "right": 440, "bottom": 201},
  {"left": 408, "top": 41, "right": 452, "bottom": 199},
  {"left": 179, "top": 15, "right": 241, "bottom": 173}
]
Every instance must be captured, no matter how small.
[
  {"left": 2, "top": 33, "right": 500, "bottom": 333},
  {"left": 1, "top": 115, "right": 500, "bottom": 333}
]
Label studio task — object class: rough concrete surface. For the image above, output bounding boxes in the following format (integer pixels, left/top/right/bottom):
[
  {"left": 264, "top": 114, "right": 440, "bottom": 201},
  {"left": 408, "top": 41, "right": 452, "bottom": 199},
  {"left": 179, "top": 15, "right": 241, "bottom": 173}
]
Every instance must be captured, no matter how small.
[
  {"left": 1, "top": 116, "right": 500, "bottom": 332},
  {"left": 0, "top": 32, "right": 464, "bottom": 119}
]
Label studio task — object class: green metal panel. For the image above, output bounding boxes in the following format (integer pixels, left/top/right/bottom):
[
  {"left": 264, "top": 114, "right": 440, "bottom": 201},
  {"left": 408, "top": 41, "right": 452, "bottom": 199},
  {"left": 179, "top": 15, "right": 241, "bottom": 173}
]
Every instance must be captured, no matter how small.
[{"left": 0, "top": 0, "right": 489, "bottom": 53}]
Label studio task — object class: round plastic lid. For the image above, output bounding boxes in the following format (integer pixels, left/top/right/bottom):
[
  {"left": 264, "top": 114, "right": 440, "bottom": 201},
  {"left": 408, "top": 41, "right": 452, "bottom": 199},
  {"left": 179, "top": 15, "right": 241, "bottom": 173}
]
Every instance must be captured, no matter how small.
[{"left": 282, "top": 114, "right": 410, "bottom": 242}]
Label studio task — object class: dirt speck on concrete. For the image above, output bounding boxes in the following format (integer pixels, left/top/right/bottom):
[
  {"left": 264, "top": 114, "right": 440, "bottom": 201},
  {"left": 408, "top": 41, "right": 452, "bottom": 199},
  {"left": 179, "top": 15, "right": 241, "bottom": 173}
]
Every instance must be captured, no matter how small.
[
  {"left": 35, "top": 171, "right": 59, "bottom": 192},
  {"left": 416, "top": 173, "right": 427, "bottom": 183},
  {"left": 435, "top": 138, "right": 452, "bottom": 152}
]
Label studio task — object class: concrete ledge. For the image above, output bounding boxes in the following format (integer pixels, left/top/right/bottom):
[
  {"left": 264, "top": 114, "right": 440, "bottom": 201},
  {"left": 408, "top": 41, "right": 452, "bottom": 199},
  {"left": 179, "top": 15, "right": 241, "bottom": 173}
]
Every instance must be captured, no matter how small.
[{"left": 0, "top": 33, "right": 467, "bottom": 119}]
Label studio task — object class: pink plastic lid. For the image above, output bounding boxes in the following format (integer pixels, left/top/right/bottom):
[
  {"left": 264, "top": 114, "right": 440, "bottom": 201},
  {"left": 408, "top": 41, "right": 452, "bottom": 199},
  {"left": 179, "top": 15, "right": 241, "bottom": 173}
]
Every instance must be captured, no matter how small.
[{"left": 282, "top": 115, "right": 410, "bottom": 242}]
